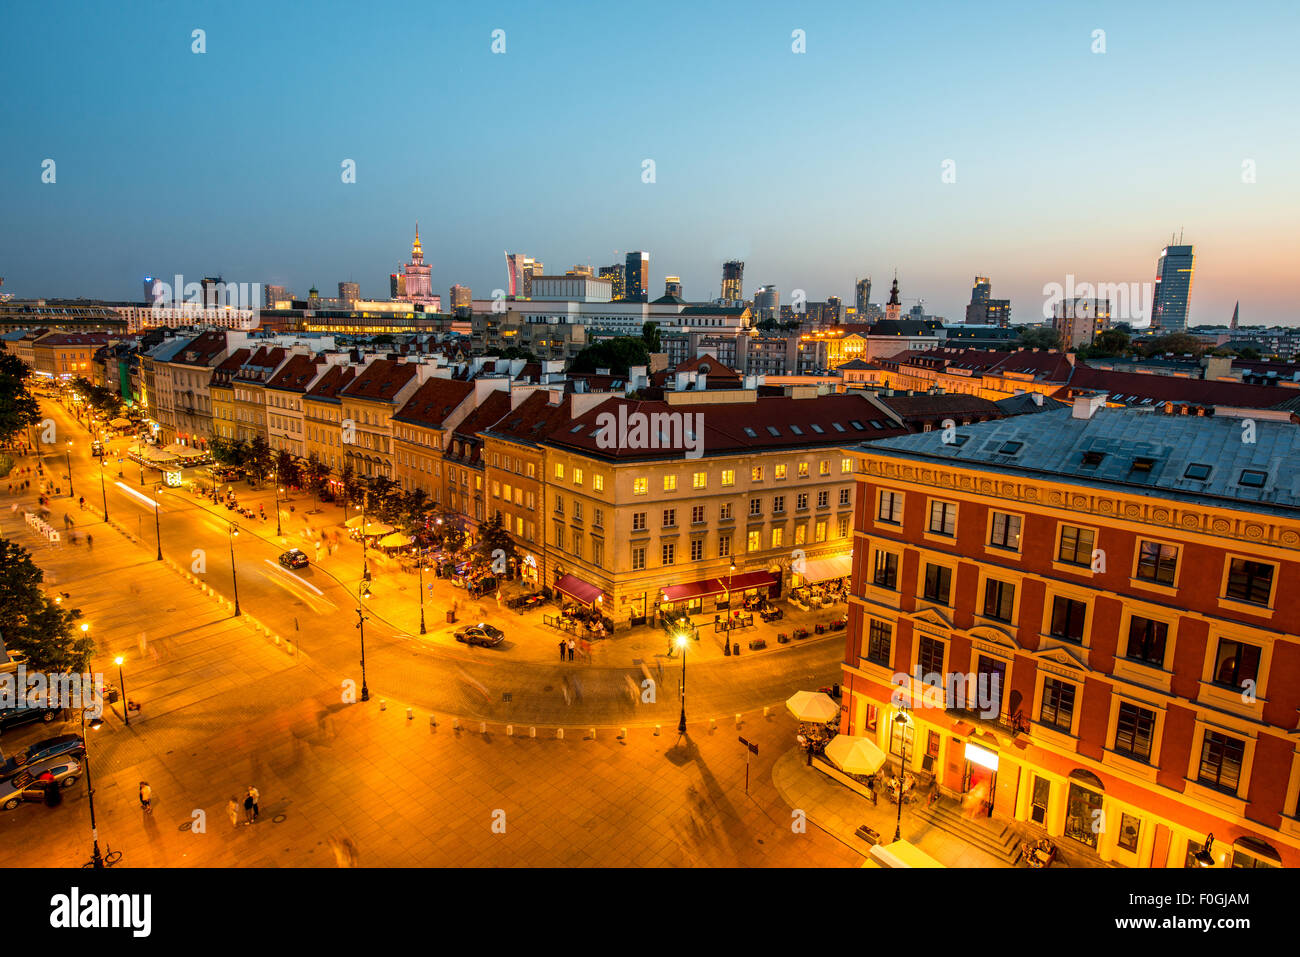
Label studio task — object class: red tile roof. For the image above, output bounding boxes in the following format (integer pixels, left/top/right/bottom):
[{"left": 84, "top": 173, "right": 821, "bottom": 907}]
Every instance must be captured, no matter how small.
[
  {"left": 305, "top": 363, "right": 356, "bottom": 401},
  {"left": 453, "top": 390, "right": 512, "bottom": 441},
  {"left": 545, "top": 394, "right": 907, "bottom": 460},
  {"left": 341, "top": 358, "right": 419, "bottom": 402},
  {"left": 266, "top": 353, "right": 324, "bottom": 393},
  {"left": 1058, "top": 365, "right": 1298, "bottom": 409},
  {"left": 483, "top": 391, "right": 571, "bottom": 447},
  {"left": 393, "top": 377, "right": 475, "bottom": 428}
]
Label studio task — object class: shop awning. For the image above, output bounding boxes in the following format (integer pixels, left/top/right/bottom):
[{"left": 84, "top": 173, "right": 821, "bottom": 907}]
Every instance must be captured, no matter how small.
[
  {"left": 555, "top": 573, "right": 605, "bottom": 606},
  {"left": 661, "top": 578, "right": 725, "bottom": 602},
  {"left": 723, "top": 570, "right": 776, "bottom": 592},
  {"left": 800, "top": 554, "right": 852, "bottom": 584}
]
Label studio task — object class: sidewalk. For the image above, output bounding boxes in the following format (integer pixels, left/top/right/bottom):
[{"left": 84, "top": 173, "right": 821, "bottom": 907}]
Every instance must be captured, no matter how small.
[{"left": 771, "top": 748, "right": 1013, "bottom": 868}]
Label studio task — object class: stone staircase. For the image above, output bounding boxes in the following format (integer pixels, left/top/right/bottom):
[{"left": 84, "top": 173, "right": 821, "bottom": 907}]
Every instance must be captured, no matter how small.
[{"left": 914, "top": 797, "right": 1023, "bottom": 865}]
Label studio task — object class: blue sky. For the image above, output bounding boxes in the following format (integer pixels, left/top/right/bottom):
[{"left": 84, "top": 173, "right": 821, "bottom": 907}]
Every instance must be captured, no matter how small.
[{"left": 2, "top": 0, "right": 1297, "bottom": 326}]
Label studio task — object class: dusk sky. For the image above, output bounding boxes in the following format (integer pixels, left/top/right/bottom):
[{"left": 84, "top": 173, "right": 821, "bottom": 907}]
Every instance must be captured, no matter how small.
[{"left": 3, "top": 0, "right": 1297, "bottom": 325}]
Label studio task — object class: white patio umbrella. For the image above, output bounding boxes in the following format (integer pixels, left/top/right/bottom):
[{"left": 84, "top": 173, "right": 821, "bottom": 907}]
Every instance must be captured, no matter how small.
[
  {"left": 786, "top": 690, "right": 840, "bottom": 724},
  {"left": 344, "top": 515, "right": 366, "bottom": 529},
  {"left": 378, "top": 532, "right": 412, "bottom": 548},
  {"left": 109, "top": 417, "right": 130, "bottom": 428},
  {"left": 361, "top": 522, "right": 394, "bottom": 537},
  {"left": 824, "top": 734, "right": 888, "bottom": 776}
]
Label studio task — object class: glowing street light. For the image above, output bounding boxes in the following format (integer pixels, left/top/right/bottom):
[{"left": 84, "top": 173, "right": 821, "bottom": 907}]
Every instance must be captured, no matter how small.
[{"left": 114, "top": 655, "right": 130, "bottom": 727}]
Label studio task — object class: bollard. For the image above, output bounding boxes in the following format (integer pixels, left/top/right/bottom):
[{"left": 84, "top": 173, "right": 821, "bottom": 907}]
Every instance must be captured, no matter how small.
[
  {"left": 620, "top": 727, "right": 627, "bottom": 740},
  {"left": 406, "top": 707, "right": 413, "bottom": 721},
  {"left": 379, "top": 699, "right": 387, "bottom": 711},
  {"left": 735, "top": 713, "right": 742, "bottom": 725},
  {"left": 763, "top": 706, "right": 770, "bottom": 718},
  {"left": 556, "top": 728, "right": 564, "bottom": 739},
  {"left": 654, "top": 724, "right": 661, "bottom": 736},
  {"left": 507, "top": 725, "right": 513, "bottom": 736},
  {"left": 589, "top": 727, "right": 596, "bottom": 740},
  {"left": 530, "top": 727, "right": 536, "bottom": 738},
  {"left": 429, "top": 715, "right": 437, "bottom": 728},
  {"left": 480, "top": 721, "right": 486, "bottom": 734},
  {"left": 452, "top": 716, "right": 459, "bottom": 729},
  {"left": 710, "top": 718, "right": 716, "bottom": 732}
]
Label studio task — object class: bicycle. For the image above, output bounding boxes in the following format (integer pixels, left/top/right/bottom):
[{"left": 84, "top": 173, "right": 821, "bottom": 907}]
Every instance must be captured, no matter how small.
[{"left": 81, "top": 846, "right": 123, "bottom": 868}]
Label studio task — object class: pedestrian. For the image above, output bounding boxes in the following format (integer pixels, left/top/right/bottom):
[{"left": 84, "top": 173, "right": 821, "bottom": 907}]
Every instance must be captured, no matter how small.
[
  {"left": 138, "top": 781, "right": 153, "bottom": 814},
  {"left": 567, "top": 637, "right": 575, "bottom": 662},
  {"left": 86, "top": 534, "right": 93, "bottom": 551},
  {"left": 559, "top": 638, "right": 567, "bottom": 661},
  {"left": 243, "top": 791, "right": 255, "bottom": 824},
  {"left": 226, "top": 797, "right": 240, "bottom": 829},
  {"left": 247, "top": 785, "right": 260, "bottom": 822}
]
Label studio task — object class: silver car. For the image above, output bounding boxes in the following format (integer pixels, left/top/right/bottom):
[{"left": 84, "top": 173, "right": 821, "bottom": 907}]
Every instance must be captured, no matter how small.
[{"left": 1, "top": 755, "right": 82, "bottom": 810}]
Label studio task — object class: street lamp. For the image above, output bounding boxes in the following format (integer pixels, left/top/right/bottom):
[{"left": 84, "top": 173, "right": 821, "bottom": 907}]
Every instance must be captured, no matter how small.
[
  {"left": 98, "top": 460, "right": 109, "bottom": 522},
  {"left": 1194, "top": 833, "right": 1216, "bottom": 867},
  {"left": 80, "top": 709, "right": 106, "bottom": 867},
  {"left": 65, "top": 440, "right": 75, "bottom": 498},
  {"left": 152, "top": 483, "right": 163, "bottom": 561},
  {"left": 722, "top": 560, "right": 737, "bottom": 656},
  {"left": 676, "top": 633, "right": 688, "bottom": 735},
  {"left": 356, "top": 577, "right": 372, "bottom": 702},
  {"left": 893, "top": 709, "right": 912, "bottom": 842},
  {"left": 113, "top": 655, "right": 130, "bottom": 727},
  {"left": 274, "top": 484, "right": 284, "bottom": 537},
  {"left": 137, "top": 427, "right": 145, "bottom": 486},
  {"left": 227, "top": 523, "right": 241, "bottom": 616},
  {"left": 356, "top": 493, "right": 369, "bottom": 579},
  {"left": 417, "top": 544, "right": 427, "bottom": 635}
]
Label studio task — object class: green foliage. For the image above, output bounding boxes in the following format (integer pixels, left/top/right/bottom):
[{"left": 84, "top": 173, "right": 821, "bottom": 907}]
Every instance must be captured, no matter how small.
[
  {"left": 473, "top": 511, "right": 516, "bottom": 571},
  {"left": 569, "top": 337, "right": 650, "bottom": 376},
  {"left": 1089, "top": 329, "right": 1131, "bottom": 357},
  {"left": 0, "top": 538, "right": 92, "bottom": 673},
  {"left": 1016, "top": 326, "right": 1062, "bottom": 350},
  {"left": 245, "top": 435, "right": 272, "bottom": 482},
  {"left": 209, "top": 436, "right": 248, "bottom": 467},
  {"left": 497, "top": 347, "right": 536, "bottom": 362},
  {"left": 641, "top": 321, "right": 661, "bottom": 353},
  {"left": 1138, "top": 332, "right": 1204, "bottom": 358},
  {"left": 0, "top": 353, "right": 42, "bottom": 447}
]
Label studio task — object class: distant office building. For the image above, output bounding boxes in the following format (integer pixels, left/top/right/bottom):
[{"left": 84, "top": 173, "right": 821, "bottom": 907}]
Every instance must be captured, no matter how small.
[
  {"left": 265, "top": 285, "right": 287, "bottom": 308},
  {"left": 854, "top": 278, "right": 872, "bottom": 317},
  {"left": 624, "top": 251, "right": 649, "bottom": 302},
  {"left": 664, "top": 276, "right": 683, "bottom": 299},
  {"left": 826, "top": 296, "right": 842, "bottom": 323},
  {"left": 721, "top": 261, "right": 745, "bottom": 302},
  {"left": 885, "top": 275, "right": 902, "bottom": 321},
  {"left": 1053, "top": 297, "right": 1111, "bottom": 349},
  {"left": 506, "top": 253, "right": 544, "bottom": 299},
  {"left": 450, "top": 284, "right": 472, "bottom": 316},
  {"left": 566, "top": 265, "right": 594, "bottom": 277},
  {"left": 530, "top": 275, "right": 613, "bottom": 302},
  {"left": 143, "top": 277, "right": 165, "bottom": 305},
  {"left": 200, "top": 277, "right": 225, "bottom": 308},
  {"left": 754, "top": 285, "right": 780, "bottom": 320},
  {"left": 338, "top": 282, "right": 360, "bottom": 304},
  {"left": 599, "top": 264, "right": 625, "bottom": 301},
  {"left": 965, "top": 276, "right": 1010, "bottom": 326},
  {"left": 1151, "top": 242, "right": 1195, "bottom": 332},
  {"left": 390, "top": 273, "right": 405, "bottom": 299}
]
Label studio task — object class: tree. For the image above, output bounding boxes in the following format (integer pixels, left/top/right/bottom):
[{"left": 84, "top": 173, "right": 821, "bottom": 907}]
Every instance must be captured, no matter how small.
[
  {"left": 0, "top": 538, "right": 93, "bottom": 673},
  {"left": 1090, "top": 329, "right": 1131, "bottom": 357},
  {"left": 245, "top": 435, "right": 273, "bottom": 483},
  {"left": 474, "top": 511, "right": 518, "bottom": 576},
  {"left": 641, "top": 321, "right": 661, "bottom": 353},
  {"left": 340, "top": 461, "right": 360, "bottom": 509},
  {"left": 1016, "top": 326, "right": 1062, "bottom": 350},
  {"left": 399, "top": 487, "right": 429, "bottom": 529},
  {"left": 1235, "top": 346, "right": 1263, "bottom": 361},
  {"left": 0, "top": 353, "right": 42, "bottom": 447},
  {"left": 209, "top": 436, "right": 247, "bottom": 467},
  {"left": 366, "top": 475, "right": 400, "bottom": 521},
  {"left": 1139, "top": 332, "right": 1204, "bottom": 359},
  {"left": 569, "top": 338, "right": 651, "bottom": 376},
  {"left": 302, "top": 453, "right": 331, "bottom": 510},
  {"left": 428, "top": 504, "right": 467, "bottom": 555},
  {"left": 497, "top": 347, "right": 536, "bottom": 362},
  {"left": 273, "top": 449, "right": 301, "bottom": 489}
]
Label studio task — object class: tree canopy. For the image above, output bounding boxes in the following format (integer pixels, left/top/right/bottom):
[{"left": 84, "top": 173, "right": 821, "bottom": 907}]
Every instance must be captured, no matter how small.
[
  {"left": 0, "top": 353, "right": 41, "bottom": 446},
  {"left": 569, "top": 338, "right": 650, "bottom": 376},
  {"left": 0, "top": 538, "right": 92, "bottom": 673}
]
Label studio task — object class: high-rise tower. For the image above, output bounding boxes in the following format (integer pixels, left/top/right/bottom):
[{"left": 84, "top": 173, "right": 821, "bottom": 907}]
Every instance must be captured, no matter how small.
[
  {"left": 1151, "top": 240, "right": 1195, "bottom": 332},
  {"left": 721, "top": 261, "right": 744, "bottom": 302}
]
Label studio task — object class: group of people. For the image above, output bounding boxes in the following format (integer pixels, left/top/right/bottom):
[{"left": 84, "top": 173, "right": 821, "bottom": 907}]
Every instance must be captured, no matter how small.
[
  {"left": 225, "top": 786, "right": 260, "bottom": 826},
  {"left": 558, "top": 637, "right": 577, "bottom": 661}
]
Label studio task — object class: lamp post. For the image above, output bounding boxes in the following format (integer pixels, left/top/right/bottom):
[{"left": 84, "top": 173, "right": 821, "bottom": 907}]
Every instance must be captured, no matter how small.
[
  {"left": 418, "top": 544, "right": 427, "bottom": 635},
  {"left": 65, "top": 440, "right": 74, "bottom": 498},
  {"left": 152, "top": 483, "right": 163, "bottom": 561},
  {"left": 228, "top": 522, "right": 241, "bottom": 616},
  {"left": 137, "top": 427, "right": 145, "bottom": 486},
  {"left": 358, "top": 493, "right": 369, "bottom": 579},
  {"left": 722, "top": 560, "right": 736, "bottom": 656},
  {"left": 274, "top": 483, "right": 283, "bottom": 537},
  {"left": 114, "top": 655, "right": 129, "bottom": 727},
  {"left": 356, "top": 577, "right": 371, "bottom": 702},
  {"left": 893, "top": 709, "right": 912, "bottom": 843},
  {"left": 676, "top": 634, "right": 688, "bottom": 734},
  {"left": 98, "top": 460, "right": 109, "bottom": 522},
  {"left": 80, "top": 709, "right": 106, "bottom": 867}
]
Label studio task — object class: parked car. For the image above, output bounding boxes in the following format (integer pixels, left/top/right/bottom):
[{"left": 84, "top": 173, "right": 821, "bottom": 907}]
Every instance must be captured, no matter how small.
[
  {"left": 1, "top": 756, "right": 82, "bottom": 810},
  {"left": 453, "top": 623, "right": 505, "bottom": 647},
  {"left": 0, "top": 705, "right": 64, "bottom": 736},
  {"left": 278, "top": 549, "right": 309, "bottom": 569},
  {"left": 0, "top": 734, "right": 85, "bottom": 779}
]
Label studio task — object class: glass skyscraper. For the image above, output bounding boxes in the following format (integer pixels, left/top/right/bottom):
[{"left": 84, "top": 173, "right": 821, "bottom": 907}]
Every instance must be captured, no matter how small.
[{"left": 1151, "top": 244, "right": 1195, "bottom": 332}]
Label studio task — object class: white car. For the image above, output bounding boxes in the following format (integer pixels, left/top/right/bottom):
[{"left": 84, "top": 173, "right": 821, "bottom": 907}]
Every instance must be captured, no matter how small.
[{"left": 2, "top": 756, "right": 82, "bottom": 810}]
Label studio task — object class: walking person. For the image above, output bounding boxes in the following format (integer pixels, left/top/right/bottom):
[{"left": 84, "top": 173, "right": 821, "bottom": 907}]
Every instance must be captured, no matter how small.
[
  {"left": 567, "top": 637, "right": 575, "bottom": 662},
  {"left": 243, "top": 790, "right": 255, "bottom": 825},
  {"left": 247, "top": 785, "right": 260, "bottom": 823},
  {"left": 226, "top": 797, "right": 240, "bottom": 829},
  {"left": 86, "top": 533, "right": 93, "bottom": 552},
  {"left": 138, "top": 781, "right": 153, "bottom": 814},
  {"left": 559, "top": 638, "right": 567, "bottom": 661}
]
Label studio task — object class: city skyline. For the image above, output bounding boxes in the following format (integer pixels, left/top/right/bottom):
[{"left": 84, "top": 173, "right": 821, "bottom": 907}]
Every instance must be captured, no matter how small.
[{"left": 2, "top": 0, "right": 1297, "bottom": 326}]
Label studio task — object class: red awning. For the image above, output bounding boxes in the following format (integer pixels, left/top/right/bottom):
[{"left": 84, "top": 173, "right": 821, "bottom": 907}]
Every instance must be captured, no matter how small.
[
  {"left": 555, "top": 573, "right": 605, "bottom": 606},
  {"left": 661, "top": 578, "right": 725, "bottom": 602},
  {"left": 723, "top": 571, "right": 776, "bottom": 592}
]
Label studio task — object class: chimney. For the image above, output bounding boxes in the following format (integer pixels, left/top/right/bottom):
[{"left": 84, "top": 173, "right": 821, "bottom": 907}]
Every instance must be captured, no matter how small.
[
  {"left": 1072, "top": 392, "right": 1106, "bottom": 420},
  {"left": 1032, "top": 392, "right": 1043, "bottom": 407}
]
